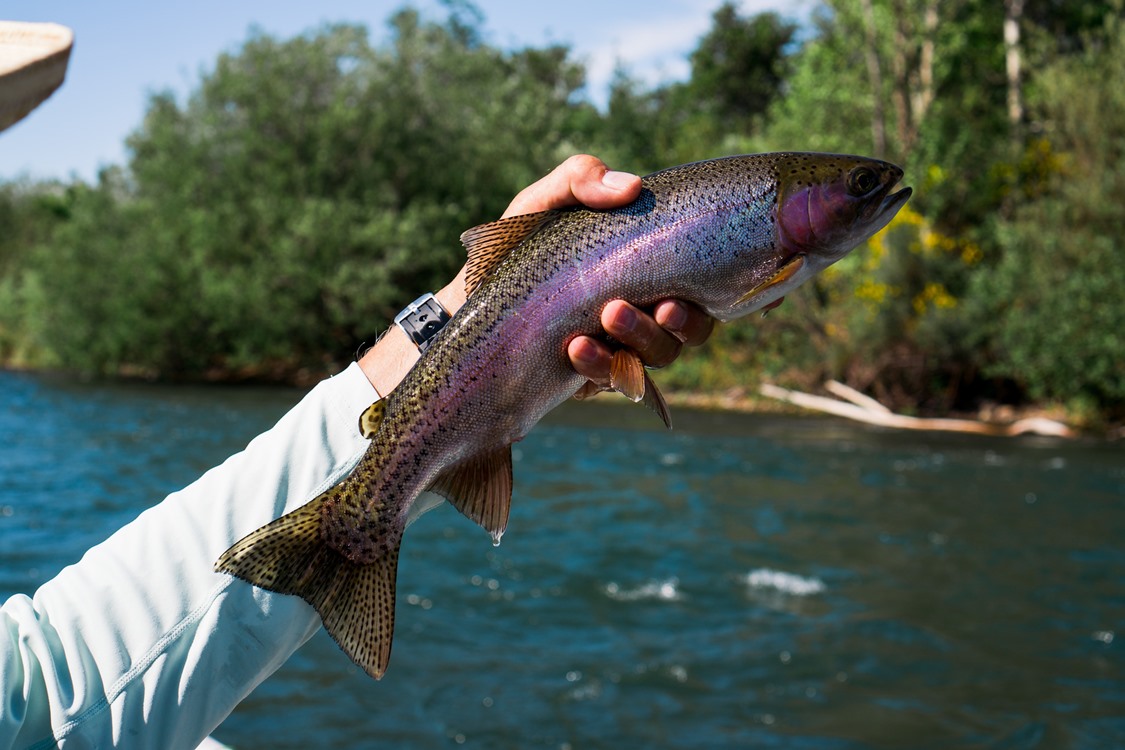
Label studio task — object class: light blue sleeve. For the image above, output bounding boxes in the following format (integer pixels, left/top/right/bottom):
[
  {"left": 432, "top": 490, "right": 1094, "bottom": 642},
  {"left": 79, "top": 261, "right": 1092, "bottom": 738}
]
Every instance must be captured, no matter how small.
[{"left": 0, "top": 363, "right": 380, "bottom": 750}]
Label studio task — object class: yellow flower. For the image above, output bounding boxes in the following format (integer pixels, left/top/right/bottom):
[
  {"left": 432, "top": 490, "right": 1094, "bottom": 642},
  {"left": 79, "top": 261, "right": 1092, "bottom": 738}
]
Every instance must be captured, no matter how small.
[{"left": 912, "top": 283, "right": 958, "bottom": 315}]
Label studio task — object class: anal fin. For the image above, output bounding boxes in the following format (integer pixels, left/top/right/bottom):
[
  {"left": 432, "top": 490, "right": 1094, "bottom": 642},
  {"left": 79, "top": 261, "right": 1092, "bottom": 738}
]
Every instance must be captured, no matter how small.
[{"left": 428, "top": 446, "right": 513, "bottom": 544}]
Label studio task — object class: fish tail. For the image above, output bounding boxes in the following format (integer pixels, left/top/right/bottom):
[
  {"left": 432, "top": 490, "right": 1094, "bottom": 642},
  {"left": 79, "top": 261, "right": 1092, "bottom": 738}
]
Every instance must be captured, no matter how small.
[{"left": 215, "top": 492, "right": 399, "bottom": 679}]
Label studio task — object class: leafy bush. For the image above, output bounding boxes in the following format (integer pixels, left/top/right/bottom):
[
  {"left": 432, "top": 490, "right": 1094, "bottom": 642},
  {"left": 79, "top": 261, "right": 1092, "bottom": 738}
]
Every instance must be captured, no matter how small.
[{"left": 977, "top": 14, "right": 1125, "bottom": 414}]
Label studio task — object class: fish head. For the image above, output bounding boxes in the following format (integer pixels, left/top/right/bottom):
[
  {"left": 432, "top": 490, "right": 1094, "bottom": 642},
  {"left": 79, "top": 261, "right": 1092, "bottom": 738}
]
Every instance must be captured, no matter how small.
[
  {"left": 728, "top": 153, "right": 911, "bottom": 316},
  {"left": 776, "top": 153, "right": 911, "bottom": 266}
]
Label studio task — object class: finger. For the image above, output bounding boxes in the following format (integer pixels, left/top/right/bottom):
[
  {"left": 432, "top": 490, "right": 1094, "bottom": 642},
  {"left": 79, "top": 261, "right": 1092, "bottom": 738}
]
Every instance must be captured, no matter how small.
[
  {"left": 502, "top": 154, "right": 641, "bottom": 218},
  {"left": 653, "top": 300, "right": 716, "bottom": 347},
  {"left": 568, "top": 335, "right": 614, "bottom": 386},
  {"left": 602, "top": 300, "right": 683, "bottom": 369}
]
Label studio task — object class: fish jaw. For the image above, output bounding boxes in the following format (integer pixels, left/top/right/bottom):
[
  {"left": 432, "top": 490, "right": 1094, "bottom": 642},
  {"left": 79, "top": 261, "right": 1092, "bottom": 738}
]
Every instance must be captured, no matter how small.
[
  {"left": 777, "top": 153, "right": 911, "bottom": 266},
  {"left": 729, "top": 153, "right": 911, "bottom": 316}
]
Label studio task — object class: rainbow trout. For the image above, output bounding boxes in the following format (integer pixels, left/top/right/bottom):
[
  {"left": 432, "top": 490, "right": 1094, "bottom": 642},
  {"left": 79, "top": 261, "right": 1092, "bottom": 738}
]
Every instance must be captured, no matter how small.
[{"left": 216, "top": 152, "right": 911, "bottom": 678}]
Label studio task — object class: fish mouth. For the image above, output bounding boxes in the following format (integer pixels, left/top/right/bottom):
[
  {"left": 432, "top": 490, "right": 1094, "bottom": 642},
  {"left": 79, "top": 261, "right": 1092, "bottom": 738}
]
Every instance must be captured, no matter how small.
[
  {"left": 880, "top": 185, "right": 913, "bottom": 214},
  {"left": 862, "top": 171, "right": 912, "bottom": 231},
  {"left": 872, "top": 165, "right": 912, "bottom": 219}
]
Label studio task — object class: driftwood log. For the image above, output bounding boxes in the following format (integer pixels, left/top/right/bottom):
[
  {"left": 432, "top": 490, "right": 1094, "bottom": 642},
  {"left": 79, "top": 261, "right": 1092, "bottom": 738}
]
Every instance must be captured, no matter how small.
[{"left": 760, "top": 380, "right": 1075, "bottom": 438}]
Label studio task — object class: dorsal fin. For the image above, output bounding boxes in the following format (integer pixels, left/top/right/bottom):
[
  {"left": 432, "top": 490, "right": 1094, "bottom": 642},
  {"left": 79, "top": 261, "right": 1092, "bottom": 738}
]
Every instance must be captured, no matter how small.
[
  {"left": 427, "top": 446, "right": 513, "bottom": 544},
  {"left": 459, "top": 210, "right": 560, "bottom": 296},
  {"left": 358, "top": 400, "right": 386, "bottom": 439}
]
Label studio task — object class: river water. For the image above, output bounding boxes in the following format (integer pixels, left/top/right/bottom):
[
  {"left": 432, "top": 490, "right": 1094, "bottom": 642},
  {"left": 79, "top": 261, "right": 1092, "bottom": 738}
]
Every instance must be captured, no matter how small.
[{"left": 1, "top": 370, "right": 1122, "bottom": 749}]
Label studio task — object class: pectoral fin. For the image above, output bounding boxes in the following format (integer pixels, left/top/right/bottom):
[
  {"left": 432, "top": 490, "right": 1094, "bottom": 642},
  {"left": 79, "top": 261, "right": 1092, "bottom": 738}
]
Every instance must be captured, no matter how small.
[
  {"left": 460, "top": 210, "right": 560, "bottom": 296},
  {"left": 736, "top": 253, "right": 806, "bottom": 306},
  {"left": 428, "top": 446, "right": 513, "bottom": 544},
  {"left": 609, "top": 349, "right": 673, "bottom": 430}
]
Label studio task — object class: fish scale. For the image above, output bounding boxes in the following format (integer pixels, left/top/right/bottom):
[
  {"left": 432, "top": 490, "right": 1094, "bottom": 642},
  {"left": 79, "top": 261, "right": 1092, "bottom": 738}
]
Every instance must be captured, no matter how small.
[{"left": 216, "top": 152, "right": 911, "bottom": 679}]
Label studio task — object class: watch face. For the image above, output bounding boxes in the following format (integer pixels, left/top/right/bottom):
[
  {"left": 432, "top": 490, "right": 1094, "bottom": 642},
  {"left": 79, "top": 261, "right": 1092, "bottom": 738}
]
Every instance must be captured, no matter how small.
[{"left": 395, "top": 294, "right": 450, "bottom": 351}]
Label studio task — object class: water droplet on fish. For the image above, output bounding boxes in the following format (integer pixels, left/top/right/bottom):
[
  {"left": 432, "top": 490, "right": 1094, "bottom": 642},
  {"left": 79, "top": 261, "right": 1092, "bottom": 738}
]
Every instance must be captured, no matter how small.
[{"left": 491, "top": 530, "right": 504, "bottom": 546}]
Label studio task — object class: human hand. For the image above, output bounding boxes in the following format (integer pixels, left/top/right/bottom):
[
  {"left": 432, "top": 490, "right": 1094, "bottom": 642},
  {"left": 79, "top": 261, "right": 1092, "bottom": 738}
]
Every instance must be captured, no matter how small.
[
  {"left": 501, "top": 155, "right": 716, "bottom": 395},
  {"left": 358, "top": 155, "right": 716, "bottom": 398},
  {"left": 501, "top": 155, "right": 720, "bottom": 395}
]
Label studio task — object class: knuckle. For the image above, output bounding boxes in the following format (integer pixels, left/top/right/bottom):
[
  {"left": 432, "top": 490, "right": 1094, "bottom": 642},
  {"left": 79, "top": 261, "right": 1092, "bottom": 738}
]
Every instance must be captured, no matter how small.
[
  {"left": 645, "top": 338, "right": 682, "bottom": 369},
  {"left": 564, "top": 153, "right": 601, "bottom": 172}
]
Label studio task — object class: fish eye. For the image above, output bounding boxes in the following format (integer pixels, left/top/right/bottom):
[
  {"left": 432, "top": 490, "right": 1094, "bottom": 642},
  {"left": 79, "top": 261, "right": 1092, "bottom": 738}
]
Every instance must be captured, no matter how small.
[{"left": 847, "top": 166, "right": 879, "bottom": 196}]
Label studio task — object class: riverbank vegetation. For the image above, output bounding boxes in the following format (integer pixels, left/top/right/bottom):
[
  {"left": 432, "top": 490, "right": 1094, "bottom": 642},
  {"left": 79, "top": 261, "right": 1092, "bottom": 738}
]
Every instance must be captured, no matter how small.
[{"left": 1, "top": 1, "right": 1122, "bottom": 427}]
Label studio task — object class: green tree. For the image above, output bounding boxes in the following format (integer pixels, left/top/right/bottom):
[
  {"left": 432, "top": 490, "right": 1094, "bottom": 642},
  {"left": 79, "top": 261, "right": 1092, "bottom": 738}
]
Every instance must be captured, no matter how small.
[
  {"left": 977, "top": 13, "right": 1125, "bottom": 417},
  {"left": 688, "top": 5, "right": 796, "bottom": 130},
  {"left": 595, "top": 4, "right": 797, "bottom": 173},
  {"left": 0, "top": 182, "right": 71, "bottom": 363},
  {"left": 19, "top": 9, "right": 590, "bottom": 378}
]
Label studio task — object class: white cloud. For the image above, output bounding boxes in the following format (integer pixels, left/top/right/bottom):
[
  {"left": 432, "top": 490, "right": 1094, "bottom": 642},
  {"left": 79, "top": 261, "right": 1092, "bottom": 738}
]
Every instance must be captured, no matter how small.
[
  {"left": 582, "top": 12, "right": 711, "bottom": 94},
  {"left": 560, "top": 0, "right": 815, "bottom": 104}
]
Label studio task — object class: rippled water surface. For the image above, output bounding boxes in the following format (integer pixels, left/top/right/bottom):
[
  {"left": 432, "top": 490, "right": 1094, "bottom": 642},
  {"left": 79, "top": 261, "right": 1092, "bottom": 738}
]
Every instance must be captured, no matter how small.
[{"left": 1, "top": 371, "right": 1123, "bottom": 749}]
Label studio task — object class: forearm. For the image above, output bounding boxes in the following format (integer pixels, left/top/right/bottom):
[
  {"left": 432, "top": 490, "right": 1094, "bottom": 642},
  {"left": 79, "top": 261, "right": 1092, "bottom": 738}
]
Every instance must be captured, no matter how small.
[{"left": 0, "top": 364, "right": 379, "bottom": 749}]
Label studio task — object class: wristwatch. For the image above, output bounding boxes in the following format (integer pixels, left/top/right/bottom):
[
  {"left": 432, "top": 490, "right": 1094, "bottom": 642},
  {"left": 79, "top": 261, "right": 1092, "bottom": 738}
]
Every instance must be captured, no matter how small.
[{"left": 393, "top": 293, "right": 451, "bottom": 352}]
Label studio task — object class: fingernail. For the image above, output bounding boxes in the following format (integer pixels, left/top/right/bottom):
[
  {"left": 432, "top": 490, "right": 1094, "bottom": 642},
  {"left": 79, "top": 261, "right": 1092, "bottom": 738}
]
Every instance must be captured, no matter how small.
[
  {"left": 656, "top": 303, "right": 689, "bottom": 343},
  {"left": 602, "top": 170, "right": 636, "bottom": 191},
  {"left": 572, "top": 338, "right": 601, "bottom": 364},
  {"left": 612, "top": 304, "right": 637, "bottom": 333},
  {"left": 660, "top": 303, "right": 688, "bottom": 332}
]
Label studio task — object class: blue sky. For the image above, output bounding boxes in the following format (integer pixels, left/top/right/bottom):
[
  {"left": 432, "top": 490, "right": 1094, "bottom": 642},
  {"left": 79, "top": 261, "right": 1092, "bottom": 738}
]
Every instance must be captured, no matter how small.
[{"left": 0, "top": 1, "right": 809, "bottom": 183}]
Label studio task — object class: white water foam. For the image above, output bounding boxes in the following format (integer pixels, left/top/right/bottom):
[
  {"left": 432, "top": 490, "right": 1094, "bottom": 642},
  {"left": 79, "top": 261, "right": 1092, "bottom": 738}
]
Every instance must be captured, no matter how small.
[
  {"left": 745, "top": 568, "right": 826, "bottom": 596},
  {"left": 603, "top": 577, "right": 682, "bottom": 602}
]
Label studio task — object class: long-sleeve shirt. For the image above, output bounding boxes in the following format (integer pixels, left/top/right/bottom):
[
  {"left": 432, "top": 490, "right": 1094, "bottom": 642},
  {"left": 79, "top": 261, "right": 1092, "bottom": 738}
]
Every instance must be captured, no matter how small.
[{"left": 1, "top": 363, "right": 380, "bottom": 749}]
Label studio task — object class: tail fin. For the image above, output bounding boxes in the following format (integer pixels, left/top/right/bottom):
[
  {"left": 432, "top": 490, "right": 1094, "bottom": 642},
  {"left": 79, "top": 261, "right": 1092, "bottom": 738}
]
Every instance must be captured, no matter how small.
[{"left": 215, "top": 495, "right": 399, "bottom": 679}]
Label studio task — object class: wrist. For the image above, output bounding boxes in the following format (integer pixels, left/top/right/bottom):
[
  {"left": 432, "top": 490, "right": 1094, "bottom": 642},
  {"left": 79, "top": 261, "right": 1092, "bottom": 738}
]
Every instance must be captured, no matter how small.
[
  {"left": 435, "top": 266, "right": 468, "bottom": 315},
  {"left": 356, "top": 265, "right": 468, "bottom": 397}
]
